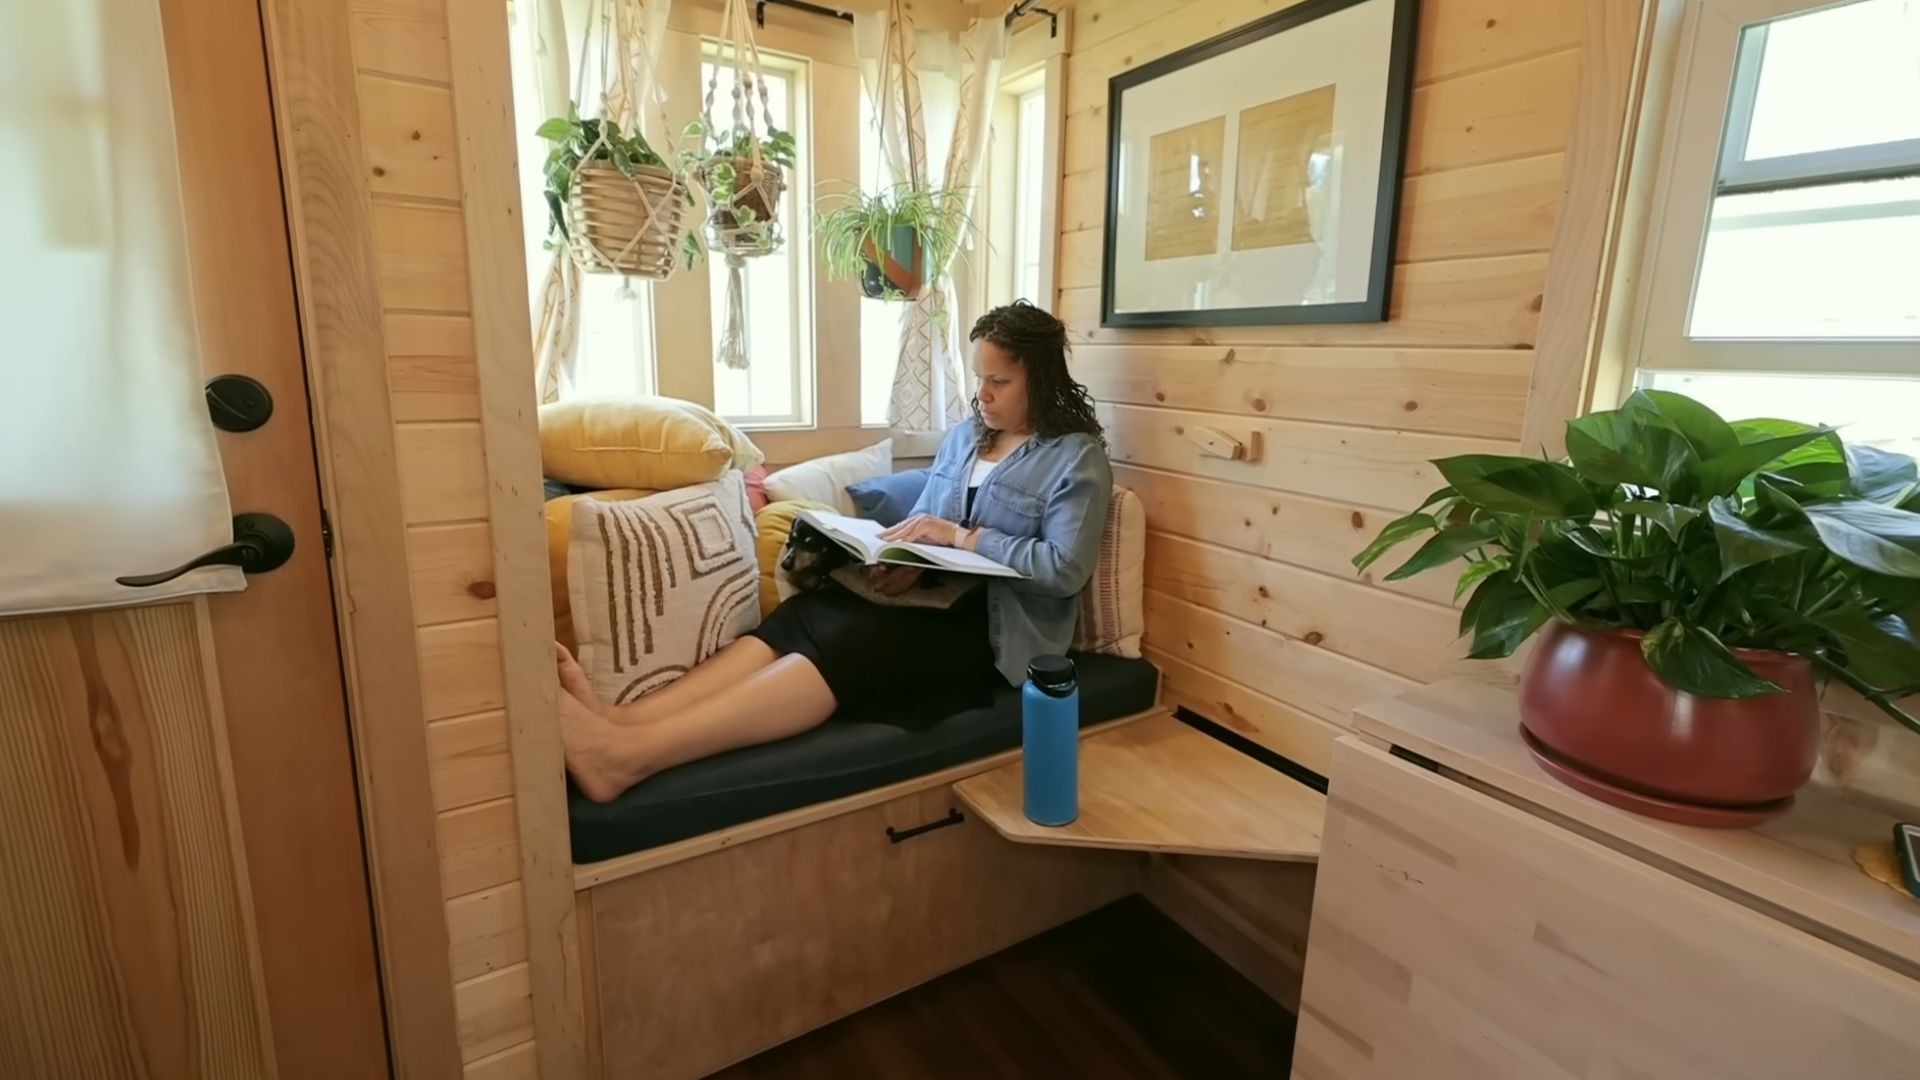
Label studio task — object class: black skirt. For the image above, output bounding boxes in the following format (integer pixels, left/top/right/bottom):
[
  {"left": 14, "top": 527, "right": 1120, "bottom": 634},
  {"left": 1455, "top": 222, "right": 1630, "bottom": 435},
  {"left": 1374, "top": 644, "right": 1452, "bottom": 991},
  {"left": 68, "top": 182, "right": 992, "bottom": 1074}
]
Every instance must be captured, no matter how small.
[{"left": 748, "top": 583, "right": 1000, "bottom": 724}]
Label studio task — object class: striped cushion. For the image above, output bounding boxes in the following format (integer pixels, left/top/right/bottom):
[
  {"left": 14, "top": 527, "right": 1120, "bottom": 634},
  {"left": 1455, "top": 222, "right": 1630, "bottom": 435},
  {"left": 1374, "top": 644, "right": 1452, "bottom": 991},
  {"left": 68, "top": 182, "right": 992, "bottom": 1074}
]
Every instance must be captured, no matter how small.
[
  {"left": 1073, "top": 487, "right": 1145, "bottom": 658},
  {"left": 568, "top": 471, "right": 761, "bottom": 706}
]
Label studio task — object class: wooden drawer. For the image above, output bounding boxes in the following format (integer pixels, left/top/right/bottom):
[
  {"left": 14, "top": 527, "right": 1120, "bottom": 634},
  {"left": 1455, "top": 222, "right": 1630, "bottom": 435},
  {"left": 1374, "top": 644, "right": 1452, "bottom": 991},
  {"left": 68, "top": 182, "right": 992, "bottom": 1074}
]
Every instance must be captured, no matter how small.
[
  {"left": 584, "top": 784, "right": 1137, "bottom": 1079},
  {"left": 1295, "top": 738, "right": 1920, "bottom": 1080}
]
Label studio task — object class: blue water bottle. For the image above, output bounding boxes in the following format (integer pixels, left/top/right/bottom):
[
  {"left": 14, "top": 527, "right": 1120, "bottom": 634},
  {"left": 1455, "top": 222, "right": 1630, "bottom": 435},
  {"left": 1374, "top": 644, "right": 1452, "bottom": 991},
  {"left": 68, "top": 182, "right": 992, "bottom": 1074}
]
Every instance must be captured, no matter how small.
[{"left": 1023, "top": 655, "right": 1080, "bottom": 826}]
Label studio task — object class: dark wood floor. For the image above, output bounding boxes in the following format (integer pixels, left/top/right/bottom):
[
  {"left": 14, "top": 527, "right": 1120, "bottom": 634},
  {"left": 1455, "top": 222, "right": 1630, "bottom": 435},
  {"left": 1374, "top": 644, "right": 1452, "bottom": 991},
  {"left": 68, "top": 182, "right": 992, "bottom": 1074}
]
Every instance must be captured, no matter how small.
[{"left": 711, "top": 896, "right": 1297, "bottom": 1079}]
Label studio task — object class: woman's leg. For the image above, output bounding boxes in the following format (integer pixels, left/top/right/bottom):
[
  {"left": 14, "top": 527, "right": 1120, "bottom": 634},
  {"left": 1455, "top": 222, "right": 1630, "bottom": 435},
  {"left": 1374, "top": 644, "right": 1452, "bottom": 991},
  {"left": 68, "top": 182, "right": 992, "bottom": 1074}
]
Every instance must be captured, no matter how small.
[
  {"left": 556, "top": 636, "right": 783, "bottom": 725},
  {"left": 562, "top": 652, "right": 838, "bottom": 802}
]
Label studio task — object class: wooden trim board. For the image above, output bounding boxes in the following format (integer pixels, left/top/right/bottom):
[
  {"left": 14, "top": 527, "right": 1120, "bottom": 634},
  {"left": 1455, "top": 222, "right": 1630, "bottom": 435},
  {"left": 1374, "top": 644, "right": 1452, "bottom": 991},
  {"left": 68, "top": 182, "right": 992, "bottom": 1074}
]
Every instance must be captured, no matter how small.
[
  {"left": 258, "top": 0, "right": 464, "bottom": 1072},
  {"left": 442, "top": 2, "right": 587, "bottom": 1078},
  {"left": 1519, "top": 0, "right": 1668, "bottom": 455},
  {"left": 952, "top": 712, "right": 1324, "bottom": 862}
]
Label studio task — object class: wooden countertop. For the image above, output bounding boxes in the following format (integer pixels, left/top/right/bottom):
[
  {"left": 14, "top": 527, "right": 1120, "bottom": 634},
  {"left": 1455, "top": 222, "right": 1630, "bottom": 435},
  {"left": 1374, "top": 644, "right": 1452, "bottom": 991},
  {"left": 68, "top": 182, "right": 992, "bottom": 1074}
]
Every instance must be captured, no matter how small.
[
  {"left": 953, "top": 711, "right": 1324, "bottom": 862},
  {"left": 1354, "top": 678, "right": 1920, "bottom": 977}
]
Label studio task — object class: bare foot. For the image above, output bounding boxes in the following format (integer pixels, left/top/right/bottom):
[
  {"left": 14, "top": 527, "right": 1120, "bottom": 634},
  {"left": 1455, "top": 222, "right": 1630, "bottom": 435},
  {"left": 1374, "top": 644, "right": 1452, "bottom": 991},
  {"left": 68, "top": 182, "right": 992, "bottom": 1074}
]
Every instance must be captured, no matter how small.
[
  {"left": 559, "top": 693, "right": 643, "bottom": 803},
  {"left": 555, "top": 642, "right": 604, "bottom": 713}
]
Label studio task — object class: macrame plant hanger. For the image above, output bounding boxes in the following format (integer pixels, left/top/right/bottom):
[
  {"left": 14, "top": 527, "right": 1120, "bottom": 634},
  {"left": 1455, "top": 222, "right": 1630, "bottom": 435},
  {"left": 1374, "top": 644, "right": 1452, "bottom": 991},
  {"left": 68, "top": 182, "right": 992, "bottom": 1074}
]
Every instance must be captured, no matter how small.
[
  {"left": 703, "top": 0, "right": 784, "bottom": 371},
  {"left": 564, "top": 0, "right": 692, "bottom": 295}
]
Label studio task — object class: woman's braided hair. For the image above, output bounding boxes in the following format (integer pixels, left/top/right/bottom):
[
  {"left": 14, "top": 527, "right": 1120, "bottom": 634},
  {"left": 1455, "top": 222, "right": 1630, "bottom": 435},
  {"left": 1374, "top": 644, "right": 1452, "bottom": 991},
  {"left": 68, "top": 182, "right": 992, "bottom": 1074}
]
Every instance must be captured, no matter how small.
[{"left": 969, "top": 300, "right": 1105, "bottom": 452}]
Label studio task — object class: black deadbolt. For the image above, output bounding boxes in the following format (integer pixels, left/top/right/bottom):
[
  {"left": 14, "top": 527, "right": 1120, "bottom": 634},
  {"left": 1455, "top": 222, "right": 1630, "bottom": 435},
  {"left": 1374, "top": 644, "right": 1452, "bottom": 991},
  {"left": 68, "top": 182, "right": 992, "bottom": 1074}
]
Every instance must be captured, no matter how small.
[{"left": 206, "top": 374, "right": 274, "bottom": 432}]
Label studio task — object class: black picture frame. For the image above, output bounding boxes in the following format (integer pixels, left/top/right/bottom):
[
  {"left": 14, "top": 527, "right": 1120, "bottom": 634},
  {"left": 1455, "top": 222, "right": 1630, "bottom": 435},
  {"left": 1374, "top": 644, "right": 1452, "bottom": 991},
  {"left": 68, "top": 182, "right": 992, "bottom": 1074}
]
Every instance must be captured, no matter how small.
[{"left": 1099, "top": 0, "right": 1420, "bottom": 328}]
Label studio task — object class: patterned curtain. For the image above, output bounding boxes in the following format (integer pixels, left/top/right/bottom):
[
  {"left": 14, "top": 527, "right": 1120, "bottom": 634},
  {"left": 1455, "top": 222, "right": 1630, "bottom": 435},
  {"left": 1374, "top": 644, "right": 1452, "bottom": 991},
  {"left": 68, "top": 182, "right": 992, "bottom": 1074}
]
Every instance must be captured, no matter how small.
[
  {"left": 854, "top": 6, "right": 1007, "bottom": 433},
  {"left": 526, "top": 0, "right": 673, "bottom": 403}
]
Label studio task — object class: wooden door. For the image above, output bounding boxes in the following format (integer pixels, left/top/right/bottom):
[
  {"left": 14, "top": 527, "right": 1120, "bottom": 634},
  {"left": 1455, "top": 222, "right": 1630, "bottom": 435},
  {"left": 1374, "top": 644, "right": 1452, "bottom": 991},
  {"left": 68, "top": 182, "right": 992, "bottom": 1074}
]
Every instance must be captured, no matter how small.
[{"left": 0, "top": 1, "right": 391, "bottom": 1077}]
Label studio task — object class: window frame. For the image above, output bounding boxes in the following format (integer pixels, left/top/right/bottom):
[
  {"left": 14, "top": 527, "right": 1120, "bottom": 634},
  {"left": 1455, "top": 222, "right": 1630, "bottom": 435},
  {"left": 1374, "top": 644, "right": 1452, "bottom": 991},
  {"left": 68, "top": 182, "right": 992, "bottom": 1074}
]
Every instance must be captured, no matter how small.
[
  {"left": 699, "top": 44, "right": 815, "bottom": 428},
  {"left": 1627, "top": 0, "right": 1920, "bottom": 384},
  {"left": 970, "top": 22, "right": 1067, "bottom": 324}
]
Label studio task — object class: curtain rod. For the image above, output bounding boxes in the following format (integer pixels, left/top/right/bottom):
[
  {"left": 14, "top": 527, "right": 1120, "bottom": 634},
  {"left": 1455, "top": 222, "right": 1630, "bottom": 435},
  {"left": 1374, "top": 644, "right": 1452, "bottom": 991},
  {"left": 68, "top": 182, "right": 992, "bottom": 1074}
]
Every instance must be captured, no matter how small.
[{"left": 755, "top": 0, "right": 1058, "bottom": 37}]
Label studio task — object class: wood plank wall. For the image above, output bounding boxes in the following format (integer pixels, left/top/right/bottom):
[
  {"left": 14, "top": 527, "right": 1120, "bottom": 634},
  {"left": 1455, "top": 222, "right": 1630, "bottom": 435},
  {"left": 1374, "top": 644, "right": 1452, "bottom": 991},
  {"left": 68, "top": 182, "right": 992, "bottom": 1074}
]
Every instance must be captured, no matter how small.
[
  {"left": 346, "top": 1, "right": 541, "bottom": 1075},
  {"left": 1062, "top": 0, "right": 1585, "bottom": 792},
  {"left": 1057, "top": 0, "right": 1596, "bottom": 993}
]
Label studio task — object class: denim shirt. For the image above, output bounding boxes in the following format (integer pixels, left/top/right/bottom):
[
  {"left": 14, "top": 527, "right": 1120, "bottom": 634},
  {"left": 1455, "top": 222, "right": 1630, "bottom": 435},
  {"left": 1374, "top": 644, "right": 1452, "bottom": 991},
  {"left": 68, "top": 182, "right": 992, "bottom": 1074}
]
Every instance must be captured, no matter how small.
[{"left": 911, "top": 421, "right": 1112, "bottom": 686}]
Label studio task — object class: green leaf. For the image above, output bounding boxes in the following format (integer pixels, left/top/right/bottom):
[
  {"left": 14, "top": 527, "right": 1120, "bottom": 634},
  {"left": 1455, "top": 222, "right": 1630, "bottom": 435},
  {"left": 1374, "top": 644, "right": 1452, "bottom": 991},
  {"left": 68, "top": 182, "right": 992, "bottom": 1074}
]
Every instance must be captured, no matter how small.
[
  {"left": 1565, "top": 409, "right": 1699, "bottom": 494},
  {"left": 1386, "top": 521, "right": 1503, "bottom": 582},
  {"left": 1814, "top": 606, "right": 1920, "bottom": 690},
  {"left": 1564, "top": 526, "right": 1623, "bottom": 560},
  {"left": 1847, "top": 443, "right": 1920, "bottom": 504},
  {"left": 1453, "top": 556, "right": 1511, "bottom": 601},
  {"left": 1612, "top": 581, "right": 1671, "bottom": 605},
  {"left": 1616, "top": 499, "right": 1700, "bottom": 539},
  {"left": 1709, "top": 496, "right": 1808, "bottom": 579},
  {"left": 535, "top": 117, "right": 576, "bottom": 141},
  {"left": 1433, "top": 455, "right": 1597, "bottom": 519},
  {"left": 1801, "top": 500, "right": 1920, "bottom": 578},
  {"left": 1641, "top": 619, "right": 1783, "bottom": 698},
  {"left": 1695, "top": 425, "right": 1837, "bottom": 496},
  {"left": 1458, "top": 570, "right": 1506, "bottom": 637},
  {"left": 1352, "top": 512, "right": 1437, "bottom": 571},
  {"left": 1626, "top": 389, "right": 1737, "bottom": 459},
  {"left": 1466, "top": 576, "right": 1546, "bottom": 659}
]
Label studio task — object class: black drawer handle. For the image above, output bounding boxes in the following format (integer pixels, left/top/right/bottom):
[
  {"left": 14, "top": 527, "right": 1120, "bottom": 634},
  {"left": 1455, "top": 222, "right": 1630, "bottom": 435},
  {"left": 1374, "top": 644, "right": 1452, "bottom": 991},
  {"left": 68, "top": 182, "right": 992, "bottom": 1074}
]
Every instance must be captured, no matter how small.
[{"left": 886, "top": 808, "right": 965, "bottom": 844}]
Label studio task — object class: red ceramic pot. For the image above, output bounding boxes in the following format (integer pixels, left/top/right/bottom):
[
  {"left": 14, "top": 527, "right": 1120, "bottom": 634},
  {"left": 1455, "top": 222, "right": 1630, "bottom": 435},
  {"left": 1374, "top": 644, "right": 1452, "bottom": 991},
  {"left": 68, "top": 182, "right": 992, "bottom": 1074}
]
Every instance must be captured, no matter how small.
[{"left": 1518, "top": 622, "right": 1820, "bottom": 816}]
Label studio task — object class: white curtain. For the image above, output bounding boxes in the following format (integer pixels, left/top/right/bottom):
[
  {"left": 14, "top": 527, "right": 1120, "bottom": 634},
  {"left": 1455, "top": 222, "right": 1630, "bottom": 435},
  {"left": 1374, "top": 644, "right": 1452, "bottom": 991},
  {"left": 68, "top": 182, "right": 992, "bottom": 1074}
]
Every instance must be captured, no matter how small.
[
  {"left": 524, "top": 0, "right": 673, "bottom": 403},
  {"left": 855, "top": 8, "right": 1007, "bottom": 432},
  {"left": 0, "top": 0, "right": 243, "bottom": 616}
]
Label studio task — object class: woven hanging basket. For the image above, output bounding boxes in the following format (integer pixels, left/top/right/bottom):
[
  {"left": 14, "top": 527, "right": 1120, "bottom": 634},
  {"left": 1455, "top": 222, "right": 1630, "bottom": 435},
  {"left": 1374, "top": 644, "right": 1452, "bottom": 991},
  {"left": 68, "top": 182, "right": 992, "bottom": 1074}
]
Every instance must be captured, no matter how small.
[
  {"left": 565, "top": 161, "right": 690, "bottom": 279},
  {"left": 707, "top": 158, "right": 786, "bottom": 257}
]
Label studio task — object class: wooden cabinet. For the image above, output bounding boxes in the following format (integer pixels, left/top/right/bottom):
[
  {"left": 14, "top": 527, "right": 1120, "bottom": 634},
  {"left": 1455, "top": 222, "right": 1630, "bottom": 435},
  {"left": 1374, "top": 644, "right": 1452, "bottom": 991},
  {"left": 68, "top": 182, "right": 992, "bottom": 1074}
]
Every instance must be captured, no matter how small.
[{"left": 1295, "top": 738, "right": 1920, "bottom": 1080}]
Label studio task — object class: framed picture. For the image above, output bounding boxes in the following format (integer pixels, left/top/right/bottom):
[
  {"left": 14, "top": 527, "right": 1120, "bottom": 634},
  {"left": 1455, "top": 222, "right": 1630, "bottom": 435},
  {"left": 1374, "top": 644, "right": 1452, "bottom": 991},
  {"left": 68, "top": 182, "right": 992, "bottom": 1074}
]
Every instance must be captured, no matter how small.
[{"left": 1100, "top": 0, "right": 1419, "bottom": 327}]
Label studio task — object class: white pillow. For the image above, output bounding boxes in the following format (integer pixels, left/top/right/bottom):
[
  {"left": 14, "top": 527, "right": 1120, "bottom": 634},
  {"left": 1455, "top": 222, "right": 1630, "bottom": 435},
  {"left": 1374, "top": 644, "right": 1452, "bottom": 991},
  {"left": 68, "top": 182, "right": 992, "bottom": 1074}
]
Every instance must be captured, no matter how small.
[
  {"left": 763, "top": 439, "right": 892, "bottom": 516},
  {"left": 568, "top": 472, "right": 761, "bottom": 706}
]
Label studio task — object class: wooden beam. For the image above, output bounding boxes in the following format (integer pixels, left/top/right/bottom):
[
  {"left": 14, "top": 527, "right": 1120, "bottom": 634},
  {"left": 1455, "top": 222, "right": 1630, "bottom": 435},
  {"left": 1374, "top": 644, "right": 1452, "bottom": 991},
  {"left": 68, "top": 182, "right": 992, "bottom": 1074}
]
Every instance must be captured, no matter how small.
[
  {"left": 257, "top": 0, "right": 465, "bottom": 1073},
  {"left": 442, "top": 1, "right": 589, "bottom": 1077}
]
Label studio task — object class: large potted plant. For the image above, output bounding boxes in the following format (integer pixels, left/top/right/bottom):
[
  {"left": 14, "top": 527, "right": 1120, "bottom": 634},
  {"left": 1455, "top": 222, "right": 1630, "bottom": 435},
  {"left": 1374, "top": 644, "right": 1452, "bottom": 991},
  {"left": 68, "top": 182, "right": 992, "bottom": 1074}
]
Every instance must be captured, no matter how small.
[
  {"left": 1355, "top": 390, "right": 1920, "bottom": 826},
  {"left": 816, "top": 184, "right": 971, "bottom": 301}
]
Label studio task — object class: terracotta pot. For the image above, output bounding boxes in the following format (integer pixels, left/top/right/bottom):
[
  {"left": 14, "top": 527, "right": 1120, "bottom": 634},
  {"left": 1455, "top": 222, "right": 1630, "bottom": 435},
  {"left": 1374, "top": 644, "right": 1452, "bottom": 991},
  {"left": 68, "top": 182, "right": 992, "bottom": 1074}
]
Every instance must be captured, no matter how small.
[
  {"left": 859, "top": 224, "right": 927, "bottom": 300},
  {"left": 1518, "top": 622, "right": 1820, "bottom": 816}
]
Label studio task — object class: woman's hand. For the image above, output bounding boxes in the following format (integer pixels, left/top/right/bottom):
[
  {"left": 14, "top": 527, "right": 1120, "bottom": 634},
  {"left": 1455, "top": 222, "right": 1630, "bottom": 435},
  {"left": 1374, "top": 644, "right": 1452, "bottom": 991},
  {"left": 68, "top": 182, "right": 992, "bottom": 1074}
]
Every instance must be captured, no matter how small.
[
  {"left": 880, "top": 514, "right": 970, "bottom": 549},
  {"left": 868, "top": 565, "right": 924, "bottom": 596}
]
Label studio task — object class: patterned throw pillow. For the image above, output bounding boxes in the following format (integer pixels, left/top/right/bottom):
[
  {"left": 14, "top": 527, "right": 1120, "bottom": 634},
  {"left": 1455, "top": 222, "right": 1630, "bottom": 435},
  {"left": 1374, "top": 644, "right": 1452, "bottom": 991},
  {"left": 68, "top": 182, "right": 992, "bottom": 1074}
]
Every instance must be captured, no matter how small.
[
  {"left": 1072, "top": 487, "right": 1146, "bottom": 659},
  {"left": 567, "top": 472, "right": 761, "bottom": 706}
]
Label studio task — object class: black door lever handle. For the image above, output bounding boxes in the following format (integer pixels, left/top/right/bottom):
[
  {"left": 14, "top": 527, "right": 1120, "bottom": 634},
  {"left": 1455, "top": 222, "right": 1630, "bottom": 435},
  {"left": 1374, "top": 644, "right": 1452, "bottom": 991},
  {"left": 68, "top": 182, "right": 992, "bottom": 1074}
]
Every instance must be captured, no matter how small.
[{"left": 116, "top": 512, "right": 297, "bottom": 588}]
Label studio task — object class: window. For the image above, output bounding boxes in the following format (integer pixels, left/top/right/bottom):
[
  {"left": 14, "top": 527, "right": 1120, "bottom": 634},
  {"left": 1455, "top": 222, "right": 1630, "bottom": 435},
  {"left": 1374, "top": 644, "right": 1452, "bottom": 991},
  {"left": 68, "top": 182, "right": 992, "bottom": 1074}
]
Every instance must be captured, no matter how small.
[
  {"left": 506, "top": 0, "right": 659, "bottom": 398},
  {"left": 704, "top": 51, "right": 813, "bottom": 426},
  {"left": 1013, "top": 86, "right": 1047, "bottom": 305},
  {"left": 1625, "top": 0, "right": 1920, "bottom": 456}
]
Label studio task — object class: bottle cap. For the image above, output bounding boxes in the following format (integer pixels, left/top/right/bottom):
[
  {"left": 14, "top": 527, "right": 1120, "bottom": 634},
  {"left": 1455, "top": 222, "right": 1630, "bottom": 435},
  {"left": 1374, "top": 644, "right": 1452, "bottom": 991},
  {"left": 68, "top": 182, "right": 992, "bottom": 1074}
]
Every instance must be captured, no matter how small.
[{"left": 1027, "top": 654, "right": 1076, "bottom": 693}]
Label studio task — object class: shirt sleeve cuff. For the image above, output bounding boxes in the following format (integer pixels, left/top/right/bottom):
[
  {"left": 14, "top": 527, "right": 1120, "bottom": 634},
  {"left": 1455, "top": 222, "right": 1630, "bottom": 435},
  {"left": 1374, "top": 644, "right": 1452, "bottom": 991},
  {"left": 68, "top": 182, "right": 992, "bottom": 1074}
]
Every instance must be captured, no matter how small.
[{"left": 974, "top": 528, "right": 1013, "bottom": 565}]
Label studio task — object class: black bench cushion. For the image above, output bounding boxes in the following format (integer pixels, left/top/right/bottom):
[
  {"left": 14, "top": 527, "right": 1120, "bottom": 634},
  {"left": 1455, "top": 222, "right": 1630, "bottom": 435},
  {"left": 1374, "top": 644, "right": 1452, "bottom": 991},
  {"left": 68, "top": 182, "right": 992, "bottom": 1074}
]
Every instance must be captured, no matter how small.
[{"left": 569, "top": 653, "right": 1159, "bottom": 863}]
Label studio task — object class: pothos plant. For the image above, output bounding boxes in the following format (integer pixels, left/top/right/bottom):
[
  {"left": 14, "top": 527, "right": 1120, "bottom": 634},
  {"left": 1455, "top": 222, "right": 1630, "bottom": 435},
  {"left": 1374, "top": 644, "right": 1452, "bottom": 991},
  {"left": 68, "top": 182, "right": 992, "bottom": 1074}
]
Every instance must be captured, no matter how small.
[
  {"left": 536, "top": 104, "right": 705, "bottom": 270},
  {"left": 683, "top": 120, "right": 798, "bottom": 255},
  {"left": 1353, "top": 389, "right": 1920, "bottom": 733}
]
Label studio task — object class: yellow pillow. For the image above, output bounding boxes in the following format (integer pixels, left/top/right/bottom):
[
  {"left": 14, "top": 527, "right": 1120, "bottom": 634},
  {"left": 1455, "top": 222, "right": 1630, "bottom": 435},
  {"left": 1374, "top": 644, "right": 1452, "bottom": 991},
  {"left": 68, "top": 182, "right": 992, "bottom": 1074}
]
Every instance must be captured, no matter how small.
[
  {"left": 546, "top": 489, "right": 653, "bottom": 650},
  {"left": 538, "top": 396, "right": 764, "bottom": 490},
  {"left": 754, "top": 499, "right": 833, "bottom": 617}
]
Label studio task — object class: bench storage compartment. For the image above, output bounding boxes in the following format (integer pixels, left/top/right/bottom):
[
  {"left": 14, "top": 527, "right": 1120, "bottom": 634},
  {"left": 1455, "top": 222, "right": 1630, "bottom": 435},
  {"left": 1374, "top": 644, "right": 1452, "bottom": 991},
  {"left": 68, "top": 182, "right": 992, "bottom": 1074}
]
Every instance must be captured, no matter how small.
[{"left": 579, "top": 782, "right": 1138, "bottom": 1079}]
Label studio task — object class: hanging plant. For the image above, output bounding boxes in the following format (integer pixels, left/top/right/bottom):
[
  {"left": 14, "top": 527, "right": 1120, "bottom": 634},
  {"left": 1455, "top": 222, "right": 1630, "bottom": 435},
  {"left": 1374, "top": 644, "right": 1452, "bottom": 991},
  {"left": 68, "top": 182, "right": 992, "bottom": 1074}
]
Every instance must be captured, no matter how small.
[
  {"left": 816, "top": 184, "right": 973, "bottom": 302},
  {"left": 537, "top": 104, "right": 704, "bottom": 278},
  {"left": 686, "top": 121, "right": 796, "bottom": 257}
]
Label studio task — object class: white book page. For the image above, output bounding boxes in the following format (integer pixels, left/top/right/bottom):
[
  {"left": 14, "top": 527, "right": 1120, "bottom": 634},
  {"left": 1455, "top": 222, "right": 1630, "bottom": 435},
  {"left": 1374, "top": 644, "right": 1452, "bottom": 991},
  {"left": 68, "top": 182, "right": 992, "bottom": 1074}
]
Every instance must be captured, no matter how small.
[{"left": 797, "top": 510, "right": 1025, "bottom": 578}]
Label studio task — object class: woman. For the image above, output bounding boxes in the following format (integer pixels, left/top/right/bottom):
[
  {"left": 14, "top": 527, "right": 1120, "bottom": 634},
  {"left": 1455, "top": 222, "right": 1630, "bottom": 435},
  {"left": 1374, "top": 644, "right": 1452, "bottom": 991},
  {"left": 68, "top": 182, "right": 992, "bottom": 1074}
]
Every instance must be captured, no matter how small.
[{"left": 559, "top": 301, "right": 1111, "bottom": 803}]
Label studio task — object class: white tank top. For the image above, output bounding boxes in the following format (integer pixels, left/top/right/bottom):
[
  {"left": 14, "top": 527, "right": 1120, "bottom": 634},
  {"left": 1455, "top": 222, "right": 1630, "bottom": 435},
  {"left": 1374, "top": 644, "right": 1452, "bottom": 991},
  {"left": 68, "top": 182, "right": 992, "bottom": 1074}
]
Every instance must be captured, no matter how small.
[{"left": 969, "top": 457, "right": 998, "bottom": 489}]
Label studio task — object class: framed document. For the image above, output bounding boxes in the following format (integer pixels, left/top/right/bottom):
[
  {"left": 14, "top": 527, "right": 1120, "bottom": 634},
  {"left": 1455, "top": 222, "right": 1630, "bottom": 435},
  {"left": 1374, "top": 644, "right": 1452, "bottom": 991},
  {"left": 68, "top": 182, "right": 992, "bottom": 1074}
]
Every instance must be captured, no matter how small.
[{"left": 1101, "top": 0, "right": 1419, "bottom": 327}]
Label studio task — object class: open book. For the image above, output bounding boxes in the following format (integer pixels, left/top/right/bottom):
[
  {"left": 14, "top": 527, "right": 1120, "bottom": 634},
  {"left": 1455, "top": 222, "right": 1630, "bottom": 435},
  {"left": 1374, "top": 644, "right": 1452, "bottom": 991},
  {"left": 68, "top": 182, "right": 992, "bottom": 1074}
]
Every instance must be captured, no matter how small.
[{"left": 796, "top": 509, "right": 1027, "bottom": 579}]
